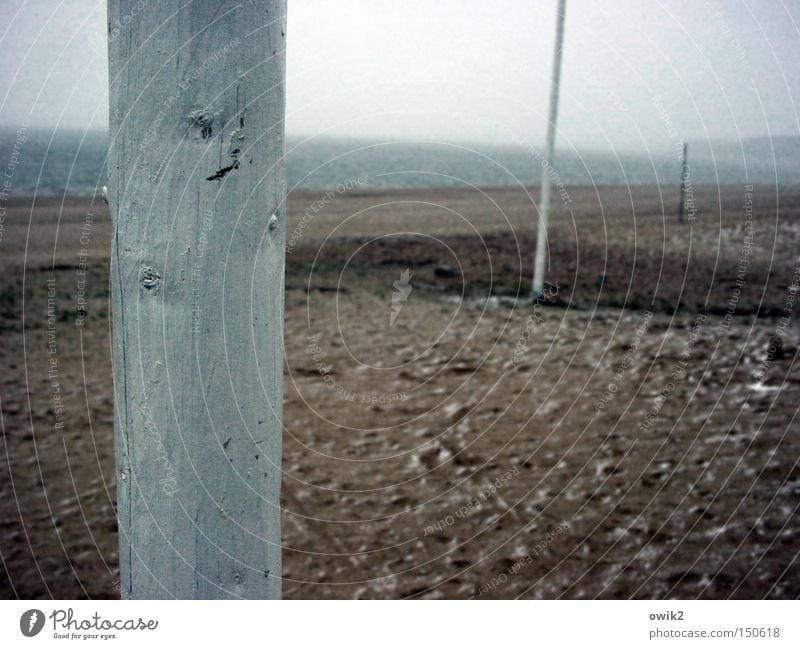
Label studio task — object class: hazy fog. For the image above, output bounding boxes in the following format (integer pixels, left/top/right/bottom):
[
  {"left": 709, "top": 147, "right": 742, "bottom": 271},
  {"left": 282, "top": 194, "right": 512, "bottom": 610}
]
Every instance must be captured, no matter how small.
[{"left": 1, "top": 0, "right": 798, "bottom": 151}]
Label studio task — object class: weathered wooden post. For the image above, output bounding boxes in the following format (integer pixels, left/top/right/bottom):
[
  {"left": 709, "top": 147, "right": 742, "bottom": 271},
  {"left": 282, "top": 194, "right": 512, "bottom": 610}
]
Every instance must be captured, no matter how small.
[
  {"left": 107, "top": 0, "right": 287, "bottom": 598},
  {"left": 532, "top": 0, "right": 567, "bottom": 299}
]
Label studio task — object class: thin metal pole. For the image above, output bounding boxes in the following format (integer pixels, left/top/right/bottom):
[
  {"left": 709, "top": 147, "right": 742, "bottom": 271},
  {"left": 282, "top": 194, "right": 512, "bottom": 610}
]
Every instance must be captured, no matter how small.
[
  {"left": 678, "top": 142, "right": 688, "bottom": 223},
  {"left": 532, "top": 0, "right": 567, "bottom": 299}
]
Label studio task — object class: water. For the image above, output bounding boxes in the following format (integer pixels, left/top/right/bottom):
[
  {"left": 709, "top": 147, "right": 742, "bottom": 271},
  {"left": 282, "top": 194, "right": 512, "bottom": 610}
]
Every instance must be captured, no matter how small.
[{"left": 1, "top": 127, "right": 797, "bottom": 197}]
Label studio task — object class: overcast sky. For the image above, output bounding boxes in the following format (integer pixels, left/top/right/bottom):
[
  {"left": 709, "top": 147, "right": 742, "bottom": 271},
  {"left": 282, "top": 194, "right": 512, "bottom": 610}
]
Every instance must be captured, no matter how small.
[{"left": 1, "top": 0, "right": 798, "bottom": 151}]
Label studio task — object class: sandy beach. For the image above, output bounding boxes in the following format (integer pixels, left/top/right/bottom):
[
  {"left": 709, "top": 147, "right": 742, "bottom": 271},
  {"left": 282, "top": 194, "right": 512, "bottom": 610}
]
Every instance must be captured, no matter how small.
[{"left": 1, "top": 183, "right": 799, "bottom": 598}]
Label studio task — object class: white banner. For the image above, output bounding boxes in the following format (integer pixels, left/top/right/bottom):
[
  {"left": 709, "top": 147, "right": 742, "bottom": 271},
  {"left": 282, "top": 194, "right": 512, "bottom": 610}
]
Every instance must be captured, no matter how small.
[{"left": 2, "top": 600, "right": 797, "bottom": 647}]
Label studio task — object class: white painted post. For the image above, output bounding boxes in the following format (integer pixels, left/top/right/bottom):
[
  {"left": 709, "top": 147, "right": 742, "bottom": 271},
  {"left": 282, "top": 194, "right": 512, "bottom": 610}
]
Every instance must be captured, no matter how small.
[
  {"left": 532, "top": 0, "right": 567, "bottom": 299},
  {"left": 107, "top": 0, "right": 287, "bottom": 598}
]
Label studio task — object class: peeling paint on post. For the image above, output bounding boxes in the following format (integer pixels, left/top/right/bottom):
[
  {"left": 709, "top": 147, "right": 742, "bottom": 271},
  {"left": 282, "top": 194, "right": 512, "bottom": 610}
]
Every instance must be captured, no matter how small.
[{"left": 107, "top": 0, "right": 287, "bottom": 598}]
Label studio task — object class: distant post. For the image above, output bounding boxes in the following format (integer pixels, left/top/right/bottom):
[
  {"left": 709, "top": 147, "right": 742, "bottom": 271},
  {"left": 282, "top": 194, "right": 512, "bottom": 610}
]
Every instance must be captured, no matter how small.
[
  {"left": 107, "top": 0, "right": 287, "bottom": 598},
  {"left": 532, "top": 0, "right": 567, "bottom": 300},
  {"left": 678, "top": 142, "right": 688, "bottom": 223}
]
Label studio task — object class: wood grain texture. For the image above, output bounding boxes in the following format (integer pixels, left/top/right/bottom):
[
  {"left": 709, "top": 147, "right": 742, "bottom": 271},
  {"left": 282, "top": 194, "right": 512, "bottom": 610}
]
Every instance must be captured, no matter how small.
[{"left": 107, "top": 0, "right": 287, "bottom": 599}]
